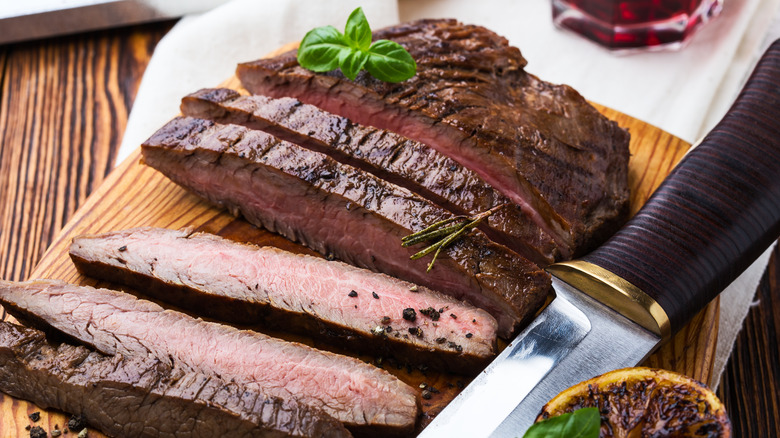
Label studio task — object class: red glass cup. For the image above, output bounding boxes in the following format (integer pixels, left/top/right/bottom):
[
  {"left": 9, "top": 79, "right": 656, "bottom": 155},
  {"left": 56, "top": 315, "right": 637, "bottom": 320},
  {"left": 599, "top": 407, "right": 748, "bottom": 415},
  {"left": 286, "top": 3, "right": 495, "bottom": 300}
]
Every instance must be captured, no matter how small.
[{"left": 552, "top": 0, "right": 723, "bottom": 51}]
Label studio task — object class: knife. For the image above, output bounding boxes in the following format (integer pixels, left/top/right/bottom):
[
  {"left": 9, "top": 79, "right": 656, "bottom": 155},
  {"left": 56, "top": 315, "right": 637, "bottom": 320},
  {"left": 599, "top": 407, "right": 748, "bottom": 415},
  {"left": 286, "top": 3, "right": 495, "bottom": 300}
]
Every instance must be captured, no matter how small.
[
  {"left": 420, "top": 39, "right": 780, "bottom": 437},
  {"left": 0, "top": 0, "right": 229, "bottom": 45}
]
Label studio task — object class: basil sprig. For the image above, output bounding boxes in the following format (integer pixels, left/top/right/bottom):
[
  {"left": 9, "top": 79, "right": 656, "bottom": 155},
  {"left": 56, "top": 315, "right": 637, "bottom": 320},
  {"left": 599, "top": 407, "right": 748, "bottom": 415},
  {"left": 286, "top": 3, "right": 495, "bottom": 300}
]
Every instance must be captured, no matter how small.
[
  {"left": 297, "top": 7, "right": 416, "bottom": 82},
  {"left": 523, "top": 407, "right": 600, "bottom": 438}
]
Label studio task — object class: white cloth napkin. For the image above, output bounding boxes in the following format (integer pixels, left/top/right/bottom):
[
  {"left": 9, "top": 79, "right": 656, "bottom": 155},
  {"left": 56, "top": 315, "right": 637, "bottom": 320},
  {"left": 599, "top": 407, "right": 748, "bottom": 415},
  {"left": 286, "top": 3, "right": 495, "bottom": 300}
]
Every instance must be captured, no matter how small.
[{"left": 118, "top": 0, "right": 780, "bottom": 388}]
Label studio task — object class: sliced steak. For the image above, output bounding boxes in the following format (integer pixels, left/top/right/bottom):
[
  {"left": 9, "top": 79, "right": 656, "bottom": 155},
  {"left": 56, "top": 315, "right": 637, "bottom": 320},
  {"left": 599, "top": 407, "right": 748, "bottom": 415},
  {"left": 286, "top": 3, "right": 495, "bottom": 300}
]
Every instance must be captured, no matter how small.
[
  {"left": 69, "top": 227, "right": 498, "bottom": 374},
  {"left": 237, "top": 19, "right": 631, "bottom": 255},
  {"left": 0, "top": 321, "right": 350, "bottom": 438},
  {"left": 141, "top": 117, "right": 550, "bottom": 336},
  {"left": 0, "top": 280, "right": 418, "bottom": 435},
  {"left": 181, "top": 88, "right": 559, "bottom": 265}
]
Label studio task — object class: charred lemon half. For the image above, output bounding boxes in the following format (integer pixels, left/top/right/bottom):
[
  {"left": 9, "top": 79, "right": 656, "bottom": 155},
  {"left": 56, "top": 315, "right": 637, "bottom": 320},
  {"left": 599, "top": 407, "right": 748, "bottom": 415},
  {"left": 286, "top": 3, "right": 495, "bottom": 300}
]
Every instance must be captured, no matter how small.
[{"left": 536, "top": 367, "right": 731, "bottom": 437}]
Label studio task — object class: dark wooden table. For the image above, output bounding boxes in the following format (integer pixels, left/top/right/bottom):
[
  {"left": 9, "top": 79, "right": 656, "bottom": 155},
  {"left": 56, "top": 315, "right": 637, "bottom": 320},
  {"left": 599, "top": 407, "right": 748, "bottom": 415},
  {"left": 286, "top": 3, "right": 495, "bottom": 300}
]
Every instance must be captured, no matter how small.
[{"left": 0, "top": 21, "right": 777, "bottom": 437}]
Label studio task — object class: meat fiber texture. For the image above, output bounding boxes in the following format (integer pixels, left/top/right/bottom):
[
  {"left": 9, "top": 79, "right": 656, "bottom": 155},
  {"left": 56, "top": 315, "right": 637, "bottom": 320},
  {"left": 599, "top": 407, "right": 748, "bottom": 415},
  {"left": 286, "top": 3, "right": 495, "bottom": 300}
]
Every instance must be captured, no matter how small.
[
  {"left": 237, "top": 18, "right": 631, "bottom": 258},
  {"left": 181, "top": 88, "right": 559, "bottom": 266},
  {"left": 0, "top": 280, "right": 418, "bottom": 435},
  {"left": 0, "top": 321, "right": 351, "bottom": 438},
  {"left": 69, "top": 227, "right": 498, "bottom": 374},
  {"left": 140, "top": 117, "right": 551, "bottom": 337}
]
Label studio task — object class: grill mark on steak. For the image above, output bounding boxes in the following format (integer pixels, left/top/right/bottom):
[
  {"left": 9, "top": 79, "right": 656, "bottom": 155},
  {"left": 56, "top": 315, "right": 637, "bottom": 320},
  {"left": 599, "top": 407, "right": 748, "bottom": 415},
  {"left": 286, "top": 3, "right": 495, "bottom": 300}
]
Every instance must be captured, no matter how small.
[
  {"left": 180, "top": 89, "right": 560, "bottom": 265},
  {"left": 237, "top": 64, "right": 573, "bottom": 253},
  {"left": 0, "top": 321, "right": 351, "bottom": 438},
  {"left": 236, "top": 19, "right": 631, "bottom": 256},
  {"left": 141, "top": 117, "right": 551, "bottom": 337},
  {"left": 68, "top": 227, "right": 498, "bottom": 375},
  {"left": 0, "top": 280, "right": 418, "bottom": 434}
]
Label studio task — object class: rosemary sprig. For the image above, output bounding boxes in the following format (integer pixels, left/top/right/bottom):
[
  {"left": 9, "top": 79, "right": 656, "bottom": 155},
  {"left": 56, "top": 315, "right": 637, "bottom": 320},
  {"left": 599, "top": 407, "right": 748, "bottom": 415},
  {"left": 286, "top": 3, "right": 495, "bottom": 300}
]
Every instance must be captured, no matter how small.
[{"left": 402, "top": 204, "right": 507, "bottom": 272}]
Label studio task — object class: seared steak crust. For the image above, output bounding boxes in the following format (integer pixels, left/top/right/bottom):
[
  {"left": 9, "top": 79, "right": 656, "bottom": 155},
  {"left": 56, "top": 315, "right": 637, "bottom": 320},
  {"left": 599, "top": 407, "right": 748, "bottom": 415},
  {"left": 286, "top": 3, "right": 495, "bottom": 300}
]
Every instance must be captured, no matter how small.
[
  {"left": 237, "top": 19, "right": 631, "bottom": 256},
  {"left": 0, "top": 321, "right": 351, "bottom": 438},
  {"left": 141, "top": 117, "right": 551, "bottom": 337},
  {"left": 69, "top": 227, "right": 499, "bottom": 374},
  {"left": 181, "top": 88, "right": 559, "bottom": 265},
  {"left": 0, "top": 280, "right": 418, "bottom": 434}
]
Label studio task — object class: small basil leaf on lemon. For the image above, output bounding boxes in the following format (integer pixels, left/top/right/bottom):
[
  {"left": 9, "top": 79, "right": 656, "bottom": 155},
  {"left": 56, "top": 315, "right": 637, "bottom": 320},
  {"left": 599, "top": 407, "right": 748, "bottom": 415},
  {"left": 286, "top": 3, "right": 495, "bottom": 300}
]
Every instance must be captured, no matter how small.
[{"left": 523, "top": 407, "right": 600, "bottom": 438}]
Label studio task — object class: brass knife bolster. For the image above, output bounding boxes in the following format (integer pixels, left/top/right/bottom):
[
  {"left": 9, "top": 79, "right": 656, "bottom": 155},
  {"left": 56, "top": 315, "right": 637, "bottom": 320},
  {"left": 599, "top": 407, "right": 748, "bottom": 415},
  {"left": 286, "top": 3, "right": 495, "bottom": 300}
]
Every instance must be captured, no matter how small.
[{"left": 546, "top": 260, "right": 671, "bottom": 341}]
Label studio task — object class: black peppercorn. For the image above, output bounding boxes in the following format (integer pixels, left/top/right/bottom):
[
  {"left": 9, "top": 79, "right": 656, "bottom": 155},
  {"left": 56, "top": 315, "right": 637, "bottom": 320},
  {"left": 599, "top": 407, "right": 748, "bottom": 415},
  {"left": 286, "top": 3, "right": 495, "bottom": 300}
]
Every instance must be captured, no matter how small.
[
  {"left": 419, "top": 307, "right": 440, "bottom": 321},
  {"left": 67, "top": 415, "right": 87, "bottom": 432},
  {"left": 408, "top": 327, "right": 424, "bottom": 338}
]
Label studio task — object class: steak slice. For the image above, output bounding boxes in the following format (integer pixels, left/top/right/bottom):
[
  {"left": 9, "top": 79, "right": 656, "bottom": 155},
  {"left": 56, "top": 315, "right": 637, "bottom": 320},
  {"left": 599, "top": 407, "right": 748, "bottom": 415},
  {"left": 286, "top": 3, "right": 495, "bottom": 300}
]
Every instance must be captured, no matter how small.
[
  {"left": 0, "top": 321, "right": 351, "bottom": 438},
  {"left": 69, "top": 227, "right": 498, "bottom": 375},
  {"left": 237, "top": 19, "right": 631, "bottom": 255},
  {"left": 141, "top": 117, "right": 550, "bottom": 337},
  {"left": 0, "top": 280, "right": 418, "bottom": 435},
  {"left": 181, "top": 88, "right": 559, "bottom": 265}
]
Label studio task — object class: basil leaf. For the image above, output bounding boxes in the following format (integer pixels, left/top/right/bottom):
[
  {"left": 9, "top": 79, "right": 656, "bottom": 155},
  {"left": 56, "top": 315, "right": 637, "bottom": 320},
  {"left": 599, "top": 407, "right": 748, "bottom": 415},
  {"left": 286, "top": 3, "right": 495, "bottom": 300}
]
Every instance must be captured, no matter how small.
[
  {"left": 523, "top": 407, "right": 601, "bottom": 438},
  {"left": 297, "top": 25, "right": 350, "bottom": 72},
  {"left": 366, "top": 39, "right": 417, "bottom": 83},
  {"left": 297, "top": 8, "right": 417, "bottom": 83},
  {"left": 339, "top": 48, "right": 369, "bottom": 80},
  {"left": 344, "top": 7, "right": 372, "bottom": 51}
]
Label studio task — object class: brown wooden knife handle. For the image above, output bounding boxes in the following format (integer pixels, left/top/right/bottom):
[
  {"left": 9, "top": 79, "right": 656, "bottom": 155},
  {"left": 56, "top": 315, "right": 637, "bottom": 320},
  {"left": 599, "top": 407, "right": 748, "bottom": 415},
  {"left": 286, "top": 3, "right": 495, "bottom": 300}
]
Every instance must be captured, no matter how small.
[{"left": 583, "top": 39, "right": 780, "bottom": 334}]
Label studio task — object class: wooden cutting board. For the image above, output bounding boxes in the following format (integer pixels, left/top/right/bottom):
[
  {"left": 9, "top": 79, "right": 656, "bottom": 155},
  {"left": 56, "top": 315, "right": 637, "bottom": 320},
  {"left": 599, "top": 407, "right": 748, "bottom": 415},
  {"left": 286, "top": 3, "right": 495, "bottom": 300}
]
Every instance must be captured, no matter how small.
[{"left": 0, "top": 72, "right": 718, "bottom": 436}]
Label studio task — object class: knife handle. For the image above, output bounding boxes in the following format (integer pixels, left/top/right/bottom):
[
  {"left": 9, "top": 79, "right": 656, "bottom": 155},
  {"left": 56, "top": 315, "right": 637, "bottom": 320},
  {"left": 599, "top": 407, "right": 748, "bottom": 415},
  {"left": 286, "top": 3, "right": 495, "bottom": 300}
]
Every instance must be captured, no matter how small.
[{"left": 583, "top": 39, "right": 780, "bottom": 334}]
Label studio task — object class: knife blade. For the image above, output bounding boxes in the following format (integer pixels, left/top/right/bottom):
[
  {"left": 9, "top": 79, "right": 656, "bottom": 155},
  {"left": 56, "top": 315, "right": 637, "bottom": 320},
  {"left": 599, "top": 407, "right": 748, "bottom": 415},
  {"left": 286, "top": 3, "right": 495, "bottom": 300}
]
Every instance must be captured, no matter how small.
[
  {"left": 420, "top": 39, "right": 780, "bottom": 437},
  {"left": 0, "top": 0, "right": 229, "bottom": 45},
  {"left": 420, "top": 277, "right": 659, "bottom": 436}
]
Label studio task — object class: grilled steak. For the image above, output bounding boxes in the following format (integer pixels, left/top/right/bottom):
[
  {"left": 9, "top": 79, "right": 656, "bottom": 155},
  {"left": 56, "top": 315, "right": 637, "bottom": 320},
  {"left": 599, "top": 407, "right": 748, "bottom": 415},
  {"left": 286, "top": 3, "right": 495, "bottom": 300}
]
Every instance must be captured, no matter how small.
[
  {"left": 181, "top": 88, "right": 559, "bottom": 265},
  {"left": 237, "top": 19, "right": 631, "bottom": 255},
  {"left": 0, "top": 280, "right": 418, "bottom": 435},
  {"left": 140, "top": 117, "right": 550, "bottom": 337},
  {"left": 69, "top": 227, "right": 498, "bottom": 374},
  {"left": 0, "top": 321, "right": 351, "bottom": 438}
]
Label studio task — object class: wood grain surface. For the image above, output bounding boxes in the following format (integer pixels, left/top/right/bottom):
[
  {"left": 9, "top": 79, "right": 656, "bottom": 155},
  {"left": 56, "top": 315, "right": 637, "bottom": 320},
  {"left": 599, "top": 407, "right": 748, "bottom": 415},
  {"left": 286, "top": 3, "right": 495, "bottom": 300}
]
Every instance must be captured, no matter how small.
[
  {"left": 0, "top": 21, "right": 175, "bottom": 437},
  {"left": 0, "top": 19, "right": 776, "bottom": 438}
]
